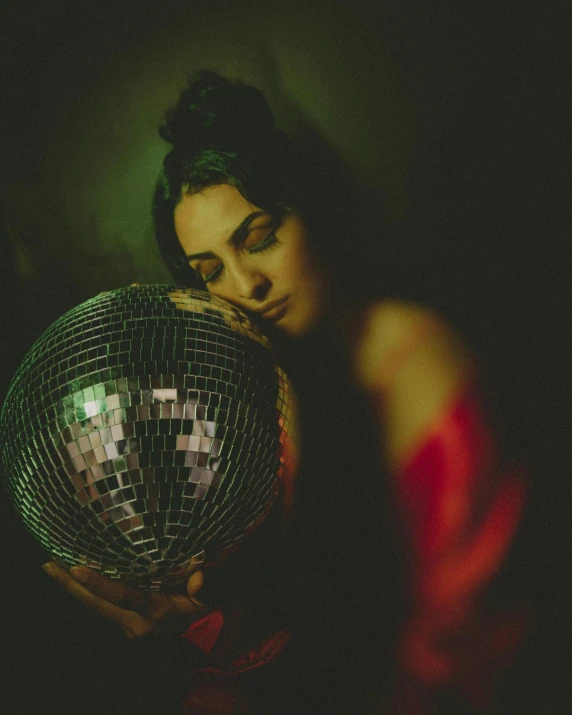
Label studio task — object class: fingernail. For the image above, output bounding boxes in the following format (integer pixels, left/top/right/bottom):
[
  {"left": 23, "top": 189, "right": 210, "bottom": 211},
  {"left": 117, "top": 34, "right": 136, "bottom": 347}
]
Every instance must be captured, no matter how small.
[
  {"left": 42, "top": 562, "right": 55, "bottom": 575},
  {"left": 70, "top": 566, "right": 88, "bottom": 582}
]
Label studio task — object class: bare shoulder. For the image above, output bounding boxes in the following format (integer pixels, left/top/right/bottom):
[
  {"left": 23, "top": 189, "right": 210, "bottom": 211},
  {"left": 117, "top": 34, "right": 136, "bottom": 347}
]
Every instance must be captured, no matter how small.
[
  {"left": 354, "top": 299, "right": 470, "bottom": 389},
  {"left": 354, "top": 300, "right": 476, "bottom": 469}
]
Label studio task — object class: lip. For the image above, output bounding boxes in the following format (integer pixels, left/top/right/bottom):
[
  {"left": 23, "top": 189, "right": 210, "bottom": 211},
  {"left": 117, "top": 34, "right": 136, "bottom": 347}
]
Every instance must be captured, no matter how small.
[{"left": 258, "top": 296, "right": 289, "bottom": 320}]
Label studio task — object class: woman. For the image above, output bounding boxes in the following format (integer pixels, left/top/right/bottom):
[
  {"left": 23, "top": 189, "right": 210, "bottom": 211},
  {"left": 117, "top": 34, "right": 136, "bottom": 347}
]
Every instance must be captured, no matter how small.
[{"left": 44, "top": 71, "right": 529, "bottom": 713}]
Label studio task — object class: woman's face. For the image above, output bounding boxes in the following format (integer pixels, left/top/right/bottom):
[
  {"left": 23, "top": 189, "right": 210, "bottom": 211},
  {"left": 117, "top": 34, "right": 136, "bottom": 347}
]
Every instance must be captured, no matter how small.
[{"left": 174, "top": 184, "right": 329, "bottom": 337}]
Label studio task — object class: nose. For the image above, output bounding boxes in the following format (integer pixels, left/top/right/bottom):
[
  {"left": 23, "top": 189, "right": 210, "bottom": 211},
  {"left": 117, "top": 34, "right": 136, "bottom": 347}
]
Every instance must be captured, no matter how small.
[{"left": 233, "top": 265, "right": 271, "bottom": 302}]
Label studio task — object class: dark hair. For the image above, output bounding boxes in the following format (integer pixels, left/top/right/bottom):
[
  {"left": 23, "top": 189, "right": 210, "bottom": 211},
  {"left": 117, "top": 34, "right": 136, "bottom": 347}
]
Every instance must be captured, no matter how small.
[{"left": 153, "top": 70, "right": 362, "bottom": 290}]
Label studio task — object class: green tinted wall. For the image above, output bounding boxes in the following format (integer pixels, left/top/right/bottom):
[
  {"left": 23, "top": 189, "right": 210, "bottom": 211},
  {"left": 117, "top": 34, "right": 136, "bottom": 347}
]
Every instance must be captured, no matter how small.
[{"left": 2, "top": 0, "right": 410, "bottom": 306}]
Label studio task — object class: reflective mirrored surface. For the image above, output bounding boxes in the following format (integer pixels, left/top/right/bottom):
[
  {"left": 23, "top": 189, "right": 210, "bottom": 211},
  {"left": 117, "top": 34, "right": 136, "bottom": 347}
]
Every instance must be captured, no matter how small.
[{"left": 1, "top": 286, "right": 293, "bottom": 590}]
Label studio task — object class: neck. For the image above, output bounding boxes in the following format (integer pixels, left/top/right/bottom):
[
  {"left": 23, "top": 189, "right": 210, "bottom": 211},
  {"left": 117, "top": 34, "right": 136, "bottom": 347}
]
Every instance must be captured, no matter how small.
[{"left": 274, "top": 290, "right": 369, "bottom": 384}]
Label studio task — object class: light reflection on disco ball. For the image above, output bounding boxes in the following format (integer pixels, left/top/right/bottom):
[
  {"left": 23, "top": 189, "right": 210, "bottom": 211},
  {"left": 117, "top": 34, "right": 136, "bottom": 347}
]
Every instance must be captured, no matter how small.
[{"left": 0, "top": 285, "right": 293, "bottom": 590}]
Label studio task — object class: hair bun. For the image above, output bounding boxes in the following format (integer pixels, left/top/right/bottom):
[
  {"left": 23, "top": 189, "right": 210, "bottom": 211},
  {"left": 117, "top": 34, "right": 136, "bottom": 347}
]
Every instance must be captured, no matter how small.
[{"left": 159, "top": 70, "right": 276, "bottom": 154}]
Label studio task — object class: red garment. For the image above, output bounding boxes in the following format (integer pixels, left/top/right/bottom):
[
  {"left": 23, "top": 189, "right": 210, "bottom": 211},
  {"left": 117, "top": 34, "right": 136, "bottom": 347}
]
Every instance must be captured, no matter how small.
[
  {"left": 391, "top": 383, "right": 528, "bottom": 712},
  {"left": 179, "top": 383, "right": 528, "bottom": 713}
]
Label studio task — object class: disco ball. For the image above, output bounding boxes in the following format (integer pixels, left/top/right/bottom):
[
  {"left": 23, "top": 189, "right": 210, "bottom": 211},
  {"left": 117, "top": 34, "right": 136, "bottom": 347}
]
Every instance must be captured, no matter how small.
[{"left": 0, "top": 285, "right": 294, "bottom": 590}]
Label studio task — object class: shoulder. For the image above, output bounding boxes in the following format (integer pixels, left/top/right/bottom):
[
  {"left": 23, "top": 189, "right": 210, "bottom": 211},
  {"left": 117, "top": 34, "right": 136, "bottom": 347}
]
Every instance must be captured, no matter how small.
[
  {"left": 354, "top": 299, "right": 472, "bottom": 391},
  {"left": 353, "top": 299, "right": 476, "bottom": 470}
]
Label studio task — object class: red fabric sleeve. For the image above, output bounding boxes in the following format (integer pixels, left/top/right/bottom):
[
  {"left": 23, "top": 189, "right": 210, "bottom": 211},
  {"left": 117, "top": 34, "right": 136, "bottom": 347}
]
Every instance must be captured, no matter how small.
[
  {"left": 391, "top": 382, "right": 529, "bottom": 712},
  {"left": 179, "top": 610, "right": 226, "bottom": 656},
  {"left": 179, "top": 609, "right": 291, "bottom": 715}
]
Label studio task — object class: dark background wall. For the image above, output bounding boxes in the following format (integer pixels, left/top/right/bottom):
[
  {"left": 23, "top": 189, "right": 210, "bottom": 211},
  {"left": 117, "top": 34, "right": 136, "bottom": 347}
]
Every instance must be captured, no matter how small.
[{"left": 1, "top": 1, "right": 570, "bottom": 713}]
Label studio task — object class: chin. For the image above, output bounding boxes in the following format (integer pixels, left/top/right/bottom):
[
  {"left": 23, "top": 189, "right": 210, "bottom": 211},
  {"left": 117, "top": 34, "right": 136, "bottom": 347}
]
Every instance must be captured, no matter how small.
[
  {"left": 275, "top": 313, "right": 318, "bottom": 339},
  {"left": 255, "top": 301, "right": 321, "bottom": 340}
]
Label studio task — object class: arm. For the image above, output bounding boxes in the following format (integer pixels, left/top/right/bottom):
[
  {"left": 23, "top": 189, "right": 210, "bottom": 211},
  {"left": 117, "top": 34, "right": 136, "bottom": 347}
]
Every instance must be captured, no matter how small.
[{"left": 359, "top": 302, "right": 528, "bottom": 713}]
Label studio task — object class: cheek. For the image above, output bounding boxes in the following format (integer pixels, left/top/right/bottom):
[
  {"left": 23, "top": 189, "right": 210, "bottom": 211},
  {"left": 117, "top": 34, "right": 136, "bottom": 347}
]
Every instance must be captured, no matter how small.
[
  {"left": 278, "top": 239, "right": 314, "bottom": 281},
  {"left": 207, "top": 286, "right": 238, "bottom": 308},
  {"left": 291, "top": 251, "right": 323, "bottom": 294}
]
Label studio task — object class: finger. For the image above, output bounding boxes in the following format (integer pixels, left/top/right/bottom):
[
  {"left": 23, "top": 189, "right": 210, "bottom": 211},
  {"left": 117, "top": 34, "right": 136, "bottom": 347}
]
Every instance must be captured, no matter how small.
[
  {"left": 68, "top": 565, "right": 152, "bottom": 615},
  {"left": 42, "top": 562, "right": 143, "bottom": 628},
  {"left": 122, "top": 625, "right": 136, "bottom": 640}
]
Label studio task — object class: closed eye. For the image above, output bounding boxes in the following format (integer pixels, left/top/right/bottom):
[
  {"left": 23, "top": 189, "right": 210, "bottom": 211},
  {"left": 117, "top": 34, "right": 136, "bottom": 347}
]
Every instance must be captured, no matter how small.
[
  {"left": 200, "top": 231, "right": 278, "bottom": 284},
  {"left": 247, "top": 230, "right": 278, "bottom": 254},
  {"left": 204, "top": 263, "right": 223, "bottom": 284}
]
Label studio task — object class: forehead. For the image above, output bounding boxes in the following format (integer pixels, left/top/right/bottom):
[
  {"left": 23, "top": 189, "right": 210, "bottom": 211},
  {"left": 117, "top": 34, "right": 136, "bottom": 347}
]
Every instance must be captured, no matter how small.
[{"left": 174, "top": 185, "right": 259, "bottom": 249}]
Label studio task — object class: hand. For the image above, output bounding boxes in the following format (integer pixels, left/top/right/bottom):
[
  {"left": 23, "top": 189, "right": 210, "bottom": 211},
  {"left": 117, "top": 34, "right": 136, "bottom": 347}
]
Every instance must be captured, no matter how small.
[{"left": 42, "top": 560, "right": 210, "bottom": 640}]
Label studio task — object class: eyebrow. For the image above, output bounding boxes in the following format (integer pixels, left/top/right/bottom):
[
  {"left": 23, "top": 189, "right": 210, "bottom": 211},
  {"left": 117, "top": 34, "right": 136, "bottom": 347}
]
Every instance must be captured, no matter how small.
[{"left": 186, "top": 210, "right": 269, "bottom": 262}]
